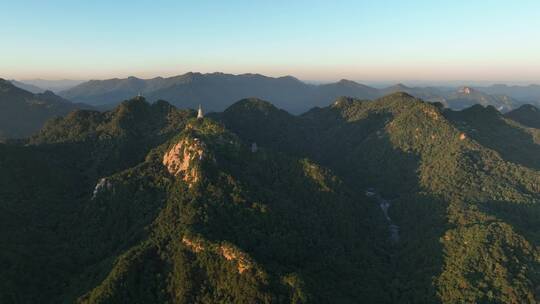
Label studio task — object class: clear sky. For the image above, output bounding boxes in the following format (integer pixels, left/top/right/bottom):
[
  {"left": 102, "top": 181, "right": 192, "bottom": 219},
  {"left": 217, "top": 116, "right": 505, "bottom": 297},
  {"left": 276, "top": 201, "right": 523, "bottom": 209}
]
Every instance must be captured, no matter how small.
[{"left": 1, "top": 0, "right": 539, "bottom": 83}]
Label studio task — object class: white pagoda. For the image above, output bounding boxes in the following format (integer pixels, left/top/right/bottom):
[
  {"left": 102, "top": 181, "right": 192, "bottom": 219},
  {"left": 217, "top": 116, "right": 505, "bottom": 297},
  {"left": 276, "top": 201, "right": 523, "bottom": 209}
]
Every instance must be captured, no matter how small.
[{"left": 197, "top": 105, "right": 204, "bottom": 119}]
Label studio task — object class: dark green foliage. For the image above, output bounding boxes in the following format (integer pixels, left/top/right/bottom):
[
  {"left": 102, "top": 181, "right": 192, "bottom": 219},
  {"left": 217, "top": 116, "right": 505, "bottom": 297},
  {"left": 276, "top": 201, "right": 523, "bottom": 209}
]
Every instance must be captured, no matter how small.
[
  {"left": 505, "top": 104, "right": 540, "bottom": 129},
  {"left": 219, "top": 93, "right": 540, "bottom": 303},
  {"left": 444, "top": 104, "right": 540, "bottom": 169},
  {"left": 1, "top": 94, "right": 539, "bottom": 303}
]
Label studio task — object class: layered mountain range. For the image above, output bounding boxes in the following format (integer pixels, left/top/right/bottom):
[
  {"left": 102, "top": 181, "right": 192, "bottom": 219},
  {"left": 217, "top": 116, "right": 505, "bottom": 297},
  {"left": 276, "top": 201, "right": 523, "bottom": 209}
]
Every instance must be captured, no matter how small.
[
  {"left": 54, "top": 73, "right": 540, "bottom": 113},
  {"left": 2, "top": 75, "right": 536, "bottom": 150},
  {"left": 1, "top": 91, "right": 539, "bottom": 303},
  {"left": 0, "top": 79, "right": 92, "bottom": 141}
]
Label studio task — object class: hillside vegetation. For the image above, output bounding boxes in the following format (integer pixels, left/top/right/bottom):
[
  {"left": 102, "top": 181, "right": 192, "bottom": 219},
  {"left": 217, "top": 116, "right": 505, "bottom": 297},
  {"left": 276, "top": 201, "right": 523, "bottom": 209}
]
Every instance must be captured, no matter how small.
[{"left": 1, "top": 94, "right": 539, "bottom": 303}]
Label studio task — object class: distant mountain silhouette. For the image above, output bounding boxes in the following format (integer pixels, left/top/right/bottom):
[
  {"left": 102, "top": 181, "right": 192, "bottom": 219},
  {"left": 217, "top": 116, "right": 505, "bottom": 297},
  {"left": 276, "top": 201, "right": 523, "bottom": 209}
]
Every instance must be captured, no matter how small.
[
  {"left": 59, "top": 73, "right": 389, "bottom": 113},
  {"left": 475, "top": 84, "right": 540, "bottom": 103},
  {"left": 60, "top": 72, "right": 531, "bottom": 114},
  {"left": 17, "top": 79, "right": 85, "bottom": 92},
  {"left": 441, "top": 86, "right": 517, "bottom": 112},
  {"left": 0, "top": 79, "right": 91, "bottom": 140},
  {"left": 9, "top": 80, "right": 44, "bottom": 93}
]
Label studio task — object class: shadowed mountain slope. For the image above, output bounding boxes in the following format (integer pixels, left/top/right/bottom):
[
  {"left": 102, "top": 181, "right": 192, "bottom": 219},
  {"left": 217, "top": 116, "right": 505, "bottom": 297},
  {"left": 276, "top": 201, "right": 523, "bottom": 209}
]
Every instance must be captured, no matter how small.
[
  {"left": 0, "top": 79, "right": 91, "bottom": 141},
  {"left": 1, "top": 94, "right": 539, "bottom": 303},
  {"left": 505, "top": 104, "right": 540, "bottom": 129}
]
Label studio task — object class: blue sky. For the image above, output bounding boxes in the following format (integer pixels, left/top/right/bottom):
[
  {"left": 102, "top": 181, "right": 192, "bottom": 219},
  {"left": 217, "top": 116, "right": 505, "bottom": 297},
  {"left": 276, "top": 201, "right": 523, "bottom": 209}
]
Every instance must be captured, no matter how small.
[{"left": 1, "top": 0, "right": 539, "bottom": 82}]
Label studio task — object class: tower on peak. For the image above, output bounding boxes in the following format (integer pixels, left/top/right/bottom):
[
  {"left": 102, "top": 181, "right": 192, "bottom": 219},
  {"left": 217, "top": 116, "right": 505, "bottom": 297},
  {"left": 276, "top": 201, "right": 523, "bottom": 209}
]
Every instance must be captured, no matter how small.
[{"left": 197, "top": 105, "right": 204, "bottom": 119}]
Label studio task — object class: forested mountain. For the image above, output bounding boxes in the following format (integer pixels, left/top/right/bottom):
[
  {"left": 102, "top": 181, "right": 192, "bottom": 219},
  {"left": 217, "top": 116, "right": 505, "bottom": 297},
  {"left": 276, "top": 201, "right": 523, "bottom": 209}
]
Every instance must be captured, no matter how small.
[
  {"left": 60, "top": 72, "right": 526, "bottom": 114},
  {"left": 217, "top": 94, "right": 540, "bottom": 303},
  {"left": 0, "top": 79, "right": 91, "bottom": 141},
  {"left": 1, "top": 94, "right": 539, "bottom": 303},
  {"left": 505, "top": 104, "right": 540, "bottom": 129}
]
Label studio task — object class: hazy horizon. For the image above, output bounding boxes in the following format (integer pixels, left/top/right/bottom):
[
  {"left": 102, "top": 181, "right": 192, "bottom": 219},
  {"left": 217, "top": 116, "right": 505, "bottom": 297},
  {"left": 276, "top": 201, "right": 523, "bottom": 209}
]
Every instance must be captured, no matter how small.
[
  {"left": 11, "top": 72, "right": 540, "bottom": 89},
  {"left": 2, "top": 1, "right": 539, "bottom": 82}
]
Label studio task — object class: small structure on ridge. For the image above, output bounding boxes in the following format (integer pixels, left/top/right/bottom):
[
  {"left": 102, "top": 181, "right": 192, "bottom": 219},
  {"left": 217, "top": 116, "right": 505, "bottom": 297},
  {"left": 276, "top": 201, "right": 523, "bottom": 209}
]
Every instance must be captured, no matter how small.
[{"left": 197, "top": 105, "right": 204, "bottom": 119}]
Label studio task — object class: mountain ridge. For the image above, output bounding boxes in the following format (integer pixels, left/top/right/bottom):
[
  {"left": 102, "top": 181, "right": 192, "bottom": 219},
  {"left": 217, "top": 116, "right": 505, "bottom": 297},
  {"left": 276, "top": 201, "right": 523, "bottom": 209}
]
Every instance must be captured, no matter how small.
[
  {"left": 1, "top": 94, "right": 539, "bottom": 303},
  {"left": 0, "top": 79, "right": 92, "bottom": 140},
  {"left": 60, "top": 72, "right": 531, "bottom": 114}
]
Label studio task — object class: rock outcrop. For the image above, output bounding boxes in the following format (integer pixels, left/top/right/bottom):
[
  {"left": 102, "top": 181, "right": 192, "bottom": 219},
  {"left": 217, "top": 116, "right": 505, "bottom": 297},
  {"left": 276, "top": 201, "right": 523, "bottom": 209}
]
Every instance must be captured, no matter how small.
[
  {"left": 92, "top": 178, "right": 112, "bottom": 199},
  {"left": 220, "top": 244, "right": 252, "bottom": 274},
  {"left": 182, "top": 236, "right": 253, "bottom": 274},
  {"left": 163, "top": 137, "right": 205, "bottom": 186}
]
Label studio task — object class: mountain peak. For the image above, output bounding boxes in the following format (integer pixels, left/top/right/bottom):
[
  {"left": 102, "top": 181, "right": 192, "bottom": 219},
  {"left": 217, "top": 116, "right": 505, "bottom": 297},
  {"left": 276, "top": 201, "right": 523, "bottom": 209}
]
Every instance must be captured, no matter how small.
[
  {"left": 226, "top": 97, "right": 279, "bottom": 114},
  {"left": 462, "top": 103, "right": 501, "bottom": 116},
  {"left": 337, "top": 79, "right": 358, "bottom": 85},
  {"left": 382, "top": 91, "right": 415, "bottom": 99},
  {"left": 393, "top": 83, "right": 410, "bottom": 89},
  {"left": 517, "top": 104, "right": 539, "bottom": 112},
  {"left": 277, "top": 75, "right": 302, "bottom": 83},
  {"left": 504, "top": 103, "right": 540, "bottom": 128}
]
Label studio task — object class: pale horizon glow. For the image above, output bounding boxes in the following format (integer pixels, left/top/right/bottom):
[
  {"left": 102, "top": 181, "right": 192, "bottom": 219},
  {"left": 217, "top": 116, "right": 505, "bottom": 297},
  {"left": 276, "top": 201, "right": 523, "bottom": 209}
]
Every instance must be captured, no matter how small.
[{"left": 2, "top": 0, "right": 539, "bottom": 83}]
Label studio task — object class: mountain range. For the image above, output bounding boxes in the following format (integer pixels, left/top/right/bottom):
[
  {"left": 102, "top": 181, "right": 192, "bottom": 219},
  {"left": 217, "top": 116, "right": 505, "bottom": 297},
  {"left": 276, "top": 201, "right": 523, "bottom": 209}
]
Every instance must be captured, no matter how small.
[
  {"left": 477, "top": 84, "right": 540, "bottom": 103},
  {"left": 54, "top": 73, "right": 540, "bottom": 114},
  {"left": 11, "top": 79, "right": 87, "bottom": 93},
  {"left": 4, "top": 75, "right": 537, "bottom": 144},
  {"left": 1, "top": 92, "right": 539, "bottom": 303},
  {"left": 0, "top": 79, "right": 92, "bottom": 141}
]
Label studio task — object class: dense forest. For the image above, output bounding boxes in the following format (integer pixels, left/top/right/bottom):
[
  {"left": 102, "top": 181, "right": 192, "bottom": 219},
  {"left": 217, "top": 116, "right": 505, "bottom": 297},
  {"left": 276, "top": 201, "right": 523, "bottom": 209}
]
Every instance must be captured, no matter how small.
[
  {"left": 0, "top": 93, "right": 539, "bottom": 303},
  {"left": 0, "top": 79, "right": 91, "bottom": 140}
]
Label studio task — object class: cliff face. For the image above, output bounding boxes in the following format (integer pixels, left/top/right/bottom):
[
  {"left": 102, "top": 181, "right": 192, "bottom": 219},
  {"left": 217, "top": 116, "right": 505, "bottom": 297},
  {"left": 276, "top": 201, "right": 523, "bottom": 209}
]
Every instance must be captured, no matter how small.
[{"left": 162, "top": 137, "right": 205, "bottom": 186}]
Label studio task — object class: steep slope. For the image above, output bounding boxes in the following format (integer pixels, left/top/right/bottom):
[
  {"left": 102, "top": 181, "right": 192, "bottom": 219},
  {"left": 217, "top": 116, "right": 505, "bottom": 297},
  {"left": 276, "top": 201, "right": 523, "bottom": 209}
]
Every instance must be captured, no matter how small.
[
  {"left": 73, "top": 119, "right": 390, "bottom": 303},
  {"left": 445, "top": 104, "right": 540, "bottom": 170},
  {"left": 2, "top": 94, "right": 539, "bottom": 303},
  {"left": 219, "top": 93, "right": 540, "bottom": 303},
  {"left": 0, "top": 79, "right": 91, "bottom": 140},
  {"left": 505, "top": 104, "right": 540, "bottom": 129},
  {"left": 0, "top": 98, "right": 195, "bottom": 302},
  {"left": 1, "top": 98, "right": 392, "bottom": 303}
]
